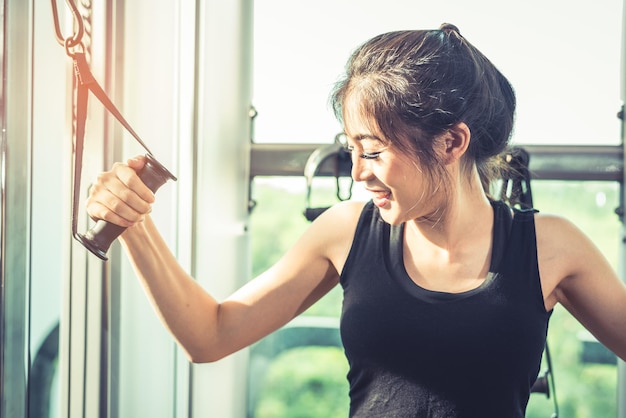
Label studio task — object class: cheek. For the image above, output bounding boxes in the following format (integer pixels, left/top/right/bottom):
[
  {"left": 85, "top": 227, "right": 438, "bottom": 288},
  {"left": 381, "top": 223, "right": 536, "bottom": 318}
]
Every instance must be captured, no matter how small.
[
  {"left": 381, "top": 154, "right": 417, "bottom": 181},
  {"left": 390, "top": 162, "right": 425, "bottom": 191},
  {"left": 395, "top": 167, "right": 442, "bottom": 207}
]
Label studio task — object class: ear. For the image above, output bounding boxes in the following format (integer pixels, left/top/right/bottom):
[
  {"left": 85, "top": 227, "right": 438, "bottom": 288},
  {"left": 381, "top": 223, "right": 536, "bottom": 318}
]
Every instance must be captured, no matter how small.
[{"left": 441, "top": 122, "right": 471, "bottom": 165}]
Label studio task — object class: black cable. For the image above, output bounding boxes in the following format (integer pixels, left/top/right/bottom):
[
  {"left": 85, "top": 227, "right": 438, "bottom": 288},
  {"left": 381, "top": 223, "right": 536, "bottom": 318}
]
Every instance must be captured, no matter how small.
[{"left": 544, "top": 342, "right": 559, "bottom": 417}]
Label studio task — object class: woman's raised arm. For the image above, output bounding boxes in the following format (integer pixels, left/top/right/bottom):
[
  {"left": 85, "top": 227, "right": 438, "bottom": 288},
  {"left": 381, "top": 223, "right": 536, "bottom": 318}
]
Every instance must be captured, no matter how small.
[{"left": 86, "top": 157, "right": 362, "bottom": 362}]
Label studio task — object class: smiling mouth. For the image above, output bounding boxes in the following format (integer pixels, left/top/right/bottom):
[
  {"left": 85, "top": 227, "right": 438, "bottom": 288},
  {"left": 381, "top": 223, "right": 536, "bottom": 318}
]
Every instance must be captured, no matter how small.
[{"left": 368, "top": 189, "right": 391, "bottom": 207}]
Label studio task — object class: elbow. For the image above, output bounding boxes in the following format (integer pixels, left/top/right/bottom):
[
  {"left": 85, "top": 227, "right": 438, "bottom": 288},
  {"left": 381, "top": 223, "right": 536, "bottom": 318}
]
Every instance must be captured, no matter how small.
[
  {"left": 187, "top": 355, "right": 216, "bottom": 364},
  {"left": 186, "top": 352, "right": 225, "bottom": 364},
  {"left": 182, "top": 344, "right": 232, "bottom": 364}
]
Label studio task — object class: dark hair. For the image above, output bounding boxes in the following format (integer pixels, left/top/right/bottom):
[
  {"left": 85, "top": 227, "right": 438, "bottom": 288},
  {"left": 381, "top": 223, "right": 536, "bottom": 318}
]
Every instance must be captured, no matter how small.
[{"left": 330, "top": 23, "right": 516, "bottom": 194}]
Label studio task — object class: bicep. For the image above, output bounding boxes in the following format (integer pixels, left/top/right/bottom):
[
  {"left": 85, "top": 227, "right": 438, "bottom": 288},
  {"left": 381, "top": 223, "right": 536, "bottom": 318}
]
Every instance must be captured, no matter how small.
[
  {"left": 214, "top": 202, "right": 361, "bottom": 356},
  {"left": 219, "top": 243, "right": 338, "bottom": 347}
]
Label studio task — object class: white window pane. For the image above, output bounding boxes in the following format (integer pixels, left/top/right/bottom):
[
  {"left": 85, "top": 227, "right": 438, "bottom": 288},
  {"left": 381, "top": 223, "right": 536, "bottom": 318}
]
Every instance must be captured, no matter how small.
[{"left": 253, "top": 0, "right": 623, "bottom": 145}]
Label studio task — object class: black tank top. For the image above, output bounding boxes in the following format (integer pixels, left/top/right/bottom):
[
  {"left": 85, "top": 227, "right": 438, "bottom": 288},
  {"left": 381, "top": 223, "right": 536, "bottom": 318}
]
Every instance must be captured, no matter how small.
[{"left": 340, "top": 200, "right": 552, "bottom": 417}]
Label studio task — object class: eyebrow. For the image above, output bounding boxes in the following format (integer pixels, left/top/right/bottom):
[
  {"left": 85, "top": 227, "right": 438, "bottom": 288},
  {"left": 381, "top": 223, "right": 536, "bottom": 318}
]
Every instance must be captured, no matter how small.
[{"left": 348, "top": 133, "right": 384, "bottom": 143}]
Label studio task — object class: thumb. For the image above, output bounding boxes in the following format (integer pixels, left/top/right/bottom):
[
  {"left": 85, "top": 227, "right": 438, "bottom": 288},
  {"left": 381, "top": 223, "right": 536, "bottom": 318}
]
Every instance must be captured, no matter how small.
[{"left": 127, "top": 155, "right": 147, "bottom": 172}]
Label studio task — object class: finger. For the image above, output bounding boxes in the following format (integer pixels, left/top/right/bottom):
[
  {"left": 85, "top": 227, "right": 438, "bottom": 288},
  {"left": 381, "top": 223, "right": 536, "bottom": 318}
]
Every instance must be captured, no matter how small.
[
  {"left": 108, "top": 162, "right": 156, "bottom": 205},
  {"left": 85, "top": 200, "right": 140, "bottom": 228},
  {"left": 86, "top": 181, "right": 151, "bottom": 226},
  {"left": 87, "top": 164, "right": 154, "bottom": 226},
  {"left": 127, "top": 155, "right": 146, "bottom": 171}
]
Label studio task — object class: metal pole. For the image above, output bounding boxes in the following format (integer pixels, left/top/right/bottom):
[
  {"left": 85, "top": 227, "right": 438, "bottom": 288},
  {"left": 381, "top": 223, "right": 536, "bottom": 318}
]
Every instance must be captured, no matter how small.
[
  {"left": 0, "top": 0, "right": 33, "bottom": 417},
  {"left": 618, "top": 1, "right": 626, "bottom": 416}
]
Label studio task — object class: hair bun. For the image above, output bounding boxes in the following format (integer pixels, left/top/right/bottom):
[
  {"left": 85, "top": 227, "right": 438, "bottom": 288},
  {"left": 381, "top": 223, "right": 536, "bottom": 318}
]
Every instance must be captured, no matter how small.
[{"left": 439, "top": 23, "right": 462, "bottom": 36}]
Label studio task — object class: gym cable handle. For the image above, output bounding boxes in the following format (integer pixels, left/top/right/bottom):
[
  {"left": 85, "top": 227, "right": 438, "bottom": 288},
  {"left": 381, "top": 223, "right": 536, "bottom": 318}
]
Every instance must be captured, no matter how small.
[{"left": 75, "top": 154, "right": 176, "bottom": 260}]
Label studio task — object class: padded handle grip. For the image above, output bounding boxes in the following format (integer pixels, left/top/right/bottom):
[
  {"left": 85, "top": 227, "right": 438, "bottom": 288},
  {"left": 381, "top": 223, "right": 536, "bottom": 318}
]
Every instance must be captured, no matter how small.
[{"left": 76, "top": 154, "right": 176, "bottom": 260}]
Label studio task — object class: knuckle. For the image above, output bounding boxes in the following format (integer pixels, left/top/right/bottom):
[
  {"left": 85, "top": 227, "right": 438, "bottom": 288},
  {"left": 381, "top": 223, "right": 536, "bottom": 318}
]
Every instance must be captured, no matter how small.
[
  {"left": 109, "top": 198, "right": 126, "bottom": 214},
  {"left": 95, "top": 172, "right": 110, "bottom": 184},
  {"left": 118, "top": 188, "right": 134, "bottom": 203},
  {"left": 88, "top": 182, "right": 104, "bottom": 197}
]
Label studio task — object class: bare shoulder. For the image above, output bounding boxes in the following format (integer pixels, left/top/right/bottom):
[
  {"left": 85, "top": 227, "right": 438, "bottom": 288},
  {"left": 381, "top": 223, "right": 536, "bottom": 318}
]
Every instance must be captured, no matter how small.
[
  {"left": 303, "top": 200, "right": 368, "bottom": 269},
  {"left": 533, "top": 211, "right": 619, "bottom": 309},
  {"left": 315, "top": 200, "right": 368, "bottom": 225},
  {"left": 533, "top": 211, "right": 601, "bottom": 266},
  {"left": 533, "top": 211, "right": 590, "bottom": 247},
  {"left": 305, "top": 200, "right": 368, "bottom": 244},
  {"left": 534, "top": 210, "right": 618, "bottom": 275}
]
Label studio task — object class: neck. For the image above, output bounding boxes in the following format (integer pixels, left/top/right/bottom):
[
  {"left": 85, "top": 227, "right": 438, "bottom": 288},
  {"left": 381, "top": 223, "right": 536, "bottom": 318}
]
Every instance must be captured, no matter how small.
[{"left": 409, "top": 165, "right": 493, "bottom": 249}]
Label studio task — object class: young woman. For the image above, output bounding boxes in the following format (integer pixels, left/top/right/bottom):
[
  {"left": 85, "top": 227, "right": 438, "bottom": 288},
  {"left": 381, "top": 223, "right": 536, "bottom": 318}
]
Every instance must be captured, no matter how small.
[{"left": 86, "top": 23, "right": 626, "bottom": 417}]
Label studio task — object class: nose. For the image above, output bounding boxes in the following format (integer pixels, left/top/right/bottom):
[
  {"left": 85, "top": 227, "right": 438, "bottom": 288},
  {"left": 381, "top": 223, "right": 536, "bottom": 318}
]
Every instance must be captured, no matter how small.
[{"left": 351, "top": 156, "right": 372, "bottom": 182}]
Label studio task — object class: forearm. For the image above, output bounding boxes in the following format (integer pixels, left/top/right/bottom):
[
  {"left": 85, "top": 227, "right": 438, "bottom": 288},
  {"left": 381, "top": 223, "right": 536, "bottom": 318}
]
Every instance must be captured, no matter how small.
[{"left": 119, "top": 216, "right": 221, "bottom": 362}]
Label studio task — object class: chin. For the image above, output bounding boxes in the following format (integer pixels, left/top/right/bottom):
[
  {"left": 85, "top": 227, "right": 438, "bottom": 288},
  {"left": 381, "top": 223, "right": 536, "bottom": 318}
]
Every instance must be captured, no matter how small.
[{"left": 377, "top": 207, "right": 405, "bottom": 226}]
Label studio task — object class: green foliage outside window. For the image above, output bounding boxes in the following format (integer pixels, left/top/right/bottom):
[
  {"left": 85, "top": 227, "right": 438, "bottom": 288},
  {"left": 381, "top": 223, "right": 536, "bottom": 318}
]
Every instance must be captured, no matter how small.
[{"left": 255, "top": 347, "right": 350, "bottom": 418}]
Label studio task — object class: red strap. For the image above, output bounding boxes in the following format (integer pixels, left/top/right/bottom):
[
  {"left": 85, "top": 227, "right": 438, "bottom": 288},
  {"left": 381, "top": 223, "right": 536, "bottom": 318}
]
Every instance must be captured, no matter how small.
[{"left": 72, "top": 52, "right": 153, "bottom": 153}]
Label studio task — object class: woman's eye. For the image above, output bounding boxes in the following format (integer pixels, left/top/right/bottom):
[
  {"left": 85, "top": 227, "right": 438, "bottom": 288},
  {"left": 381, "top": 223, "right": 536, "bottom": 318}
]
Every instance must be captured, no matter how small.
[
  {"left": 360, "top": 152, "right": 381, "bottom": 160},
  {"left": 344, "top": 145, "right": 381, "bottom": 160}
]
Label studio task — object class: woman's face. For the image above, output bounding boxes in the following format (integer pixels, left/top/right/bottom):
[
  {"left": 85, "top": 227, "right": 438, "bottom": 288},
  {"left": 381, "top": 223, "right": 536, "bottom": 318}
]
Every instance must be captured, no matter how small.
[{"left": 343, "top": 104, "right": 445, "bottom": 225}]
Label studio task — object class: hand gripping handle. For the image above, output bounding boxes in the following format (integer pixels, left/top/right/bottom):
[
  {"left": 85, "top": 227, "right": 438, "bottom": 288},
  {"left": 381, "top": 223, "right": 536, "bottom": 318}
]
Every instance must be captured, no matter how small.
[{"left": 76, "top": 154, "right": 176, "bottom": 260}]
